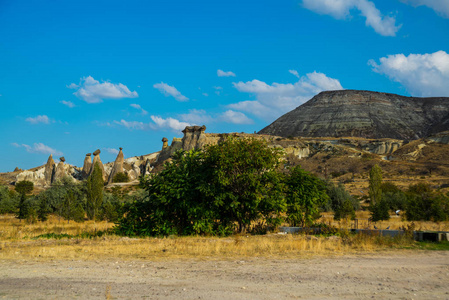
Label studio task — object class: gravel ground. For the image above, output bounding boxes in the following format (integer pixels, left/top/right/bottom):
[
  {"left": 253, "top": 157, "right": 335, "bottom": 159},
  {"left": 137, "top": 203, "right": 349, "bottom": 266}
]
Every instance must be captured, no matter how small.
[{"left": 1, "top": 251, "right": 448, "bottom": 299}]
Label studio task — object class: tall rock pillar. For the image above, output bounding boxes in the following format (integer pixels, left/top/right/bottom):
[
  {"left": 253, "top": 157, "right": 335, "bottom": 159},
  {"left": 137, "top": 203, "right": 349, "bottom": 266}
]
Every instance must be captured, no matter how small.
[
  {"left": 108, "top": 147, "right": 124, "bottom": 184},
  {"left": 82, "top": 153, "right": 92, "bottom": 178},
  {"left": 89, "top": 149, "right": 107, "bottom": 182},
  {"left": 44, "top": 154, "right": 56, "bottom": 185},
  {"left": 52, "top": 157, "right": 66, "bottom": 183}
]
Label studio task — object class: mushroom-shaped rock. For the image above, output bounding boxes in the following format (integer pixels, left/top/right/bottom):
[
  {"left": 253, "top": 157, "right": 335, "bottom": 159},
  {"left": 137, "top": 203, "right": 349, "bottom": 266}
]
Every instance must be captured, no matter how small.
[
  {"left": 108, "top": 148, "right": 125, "bottom": 184},
  {"left": 162, "top": 137, "right": 169, "bottom": 149},
  {"left": 59, "top": 157, "right": 65, "bottom": 162},
  {"left": 89, "top": 150, "right": 106, "bottom": 181},
  {"left": 52, "top": 159, "right": 66, "bottom": 183},
  {"left": 82, "top": 153, "right": 92, "bottom": 178},
  {"left": 44, "top": 154, "right": 56, "bottom": 185},
  {"left": 182, "top": 125, "right": 207, "bottom": 151}
]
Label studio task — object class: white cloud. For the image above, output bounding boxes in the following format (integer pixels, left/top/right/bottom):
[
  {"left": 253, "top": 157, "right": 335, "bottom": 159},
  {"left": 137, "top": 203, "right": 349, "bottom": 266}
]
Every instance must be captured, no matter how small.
[
  {"left": 289, "top": 70, "right": 300, "bottom": 78},
  {"left": 70, "top": 76, "right": 138, "bottom": 103},
  {"left": 369, "top": 50, "right": 449, "bottom": 97},
  {"left": 130, "top": 103, "right": 148, "bottom": 115},
  {"left": 104, "top": 148, "right": 119, "bottom": 155},
  {"left": 153, "top": 82, "right": 189, "bottom": 101},
  {"left": 67, "top": 83, "right": 78, "bottom": 89},
  {"left": 179, "top": 109, "right": 213, "bottom": 125},
  {"left": 219, "top": 110, "right": 253, "bottom": 124},
  {"left": 231, "top": 71, "right": 343, "bottom": 121},
  {"left": 60, "top": 100, "right": 76, "bottom": 108},
  {"left": 12, "top": 142, "right": 63, "bottom": 156},
  {"left": 217, "top": 69, "right": 236, "bottom": 77},
  {"left": 114, "top": 119, "right": 147, "bottom": 130},
  {"left": 150, "top": 116, "right": 191, "bottom": 132},
  {"left": 202, "top": 93, "right": 209, "bottom": 97},
  {"left": 400, "top": 0, "right": 449, "bottom": 18},
  {"left": 302, "top": 0, "right": 400, "bottom": 36},
  {"left": 111, "top": 116, "right": 190, "bottom": 132},
  {"left": 25, "top": 115, "right": 50, "bottom": 124}
]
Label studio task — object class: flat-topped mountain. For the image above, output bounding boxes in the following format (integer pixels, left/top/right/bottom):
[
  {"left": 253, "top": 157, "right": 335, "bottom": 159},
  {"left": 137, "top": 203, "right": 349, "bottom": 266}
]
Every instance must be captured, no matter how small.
[{"left": 259, "top": 90, "right": 449, "bottom": 140}]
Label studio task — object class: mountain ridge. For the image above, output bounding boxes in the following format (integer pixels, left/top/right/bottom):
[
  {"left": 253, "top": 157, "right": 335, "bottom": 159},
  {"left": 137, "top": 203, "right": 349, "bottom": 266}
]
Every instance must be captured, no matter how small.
[{"left": 259, "top": 90, "right": 449, "bottom": 140}]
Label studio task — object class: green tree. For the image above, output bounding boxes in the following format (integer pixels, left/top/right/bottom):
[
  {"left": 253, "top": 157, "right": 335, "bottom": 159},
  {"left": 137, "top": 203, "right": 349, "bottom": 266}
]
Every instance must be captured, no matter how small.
[
  {"left": 113, "top": 172, "right": 129, "bottom": 183},
  {"left": 284, "top": 166, "right": 329, "bottom": 227},
  {"left": 61, "top": 190, "right": 85, "bottom": 223},
  {"left": 15, "top": 180, "right": 34, "bottom": 221},
  {"left": 405, "top": 183, "right": 449, "bottom": 221},
  {"left": 117, "top": 149, "right": 216, "bottom": 236},
  {"left": 15, "top": 180, "right": 34, "bottom": 196},
  {"left": 117, "top": 137, "right": 286, "bottom": 236},
  {"left": 334, "top": 198, "right": 356, "bottom": 220},
  {"left": 324, "top": 181, "right": 359, "bottom": 220},
  {"left": 370, "top": 199, "right": 390, "bottom": 221},
  {"left": 203, "top": 137, "right": 285, "bottom": 233},
  {"left": 369, "top": 164, "right": 382, "bottom": 206},
  {"left": 86, "top": 163, "right": 104, "bottom": 220},
  {"left": 0, "top": 185, "right": 20, "bottom": 214}
]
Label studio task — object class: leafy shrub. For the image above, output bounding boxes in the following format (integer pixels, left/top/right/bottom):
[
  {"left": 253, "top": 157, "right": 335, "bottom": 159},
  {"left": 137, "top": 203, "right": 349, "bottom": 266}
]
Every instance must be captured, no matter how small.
[
  {"left": 113, "top": 172, "right": 129, "bottom": 183},
  {"left": 0, "top": 185, "right": 19, "bottom": 214},
  {"left": 324, "top": 181, "right": 359, "bottom": 220},
  {"left": 405, "top": 183, "right": 449, "bottom": 221}
]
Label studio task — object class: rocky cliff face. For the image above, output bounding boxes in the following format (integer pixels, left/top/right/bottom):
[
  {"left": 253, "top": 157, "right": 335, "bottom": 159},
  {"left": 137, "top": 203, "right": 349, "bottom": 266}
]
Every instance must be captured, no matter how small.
[{"left": 259, "top": 90, "right": 449, "bottom": 140}]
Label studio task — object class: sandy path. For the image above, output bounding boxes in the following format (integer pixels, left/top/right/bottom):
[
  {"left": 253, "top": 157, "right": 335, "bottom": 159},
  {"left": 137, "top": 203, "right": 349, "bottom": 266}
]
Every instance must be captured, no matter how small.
[{"left": 1, "top": 251, "right": 448, "bottom": 299}]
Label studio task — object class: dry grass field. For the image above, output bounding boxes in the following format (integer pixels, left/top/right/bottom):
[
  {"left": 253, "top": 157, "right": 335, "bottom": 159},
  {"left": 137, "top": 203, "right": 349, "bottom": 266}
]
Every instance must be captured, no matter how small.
[{"left": 1, "top": 213, "right": 448, "bottom": 262}]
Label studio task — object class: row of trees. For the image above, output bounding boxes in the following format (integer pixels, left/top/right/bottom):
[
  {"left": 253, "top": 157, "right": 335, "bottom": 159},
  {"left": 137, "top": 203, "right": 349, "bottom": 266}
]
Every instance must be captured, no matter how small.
[
  {"left": 116, "top": 138, "right": 359, "bottom": 236},
  {"left": 0, "top": 163, "right": 140, "bottom": 223},
  {"left": 368, "top": 164, "right": 449, "bottom": 222}
]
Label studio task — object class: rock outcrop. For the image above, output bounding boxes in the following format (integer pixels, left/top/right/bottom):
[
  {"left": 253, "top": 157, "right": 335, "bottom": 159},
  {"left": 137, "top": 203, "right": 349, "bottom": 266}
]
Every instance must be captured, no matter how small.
[
  {"left": 89, "top": 149, "right": 107, "bottom": 181},
  {"left": 259, "top": 90, "right": 449, "bottom": 140},
  {"left": 44, "top": 154, "right": 56, "bottom": 185},
  {"left": 182, "top": 125, "right": 207, "bottom": 150},
  {"left": 52, "top": 157, "right": 66, "bottom": 183},
  {"left": 108, "top": 148, "right": 124, "bottom": 183},
  {"left": 82, "top": 153, "right": 92, "bottom": 178}
]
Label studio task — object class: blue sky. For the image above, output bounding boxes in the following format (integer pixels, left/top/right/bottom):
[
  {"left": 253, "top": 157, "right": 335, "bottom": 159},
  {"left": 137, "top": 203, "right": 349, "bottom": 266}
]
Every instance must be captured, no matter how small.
[{"left": 1, "top": 0, "right": 448, "bottom": 172}]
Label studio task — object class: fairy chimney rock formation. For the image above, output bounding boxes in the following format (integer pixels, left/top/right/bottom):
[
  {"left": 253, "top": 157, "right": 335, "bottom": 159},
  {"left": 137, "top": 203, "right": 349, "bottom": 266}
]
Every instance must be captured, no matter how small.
[
  {"left": 89, "top": 149, "right": 107, "bottom": 181},
  {"left": 44, "top": 154, "right": 56, "bottom": 185},
  {"left": 82, "top": 153, "right": 92, "bottom": 178},
  {"left": 52, "top": 157, "right": 66, "bottom": 183},
  {"left": 182, "top": 125, "right": 207, "bottom": 150},
  {"left": 108, "top": 147, "right": 125, "bottom": 183},
  {"left": 162, "top": 137, "right": 169, "bottom": 149}
]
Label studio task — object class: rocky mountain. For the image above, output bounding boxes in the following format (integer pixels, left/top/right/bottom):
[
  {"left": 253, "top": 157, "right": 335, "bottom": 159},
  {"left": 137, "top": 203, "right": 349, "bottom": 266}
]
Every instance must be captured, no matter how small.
[
  {"left": 259, "top": 90, "right": 449, "bottom": 140},
  {"left": 3, "top": 123, "right": 449, "bottom": 189}
]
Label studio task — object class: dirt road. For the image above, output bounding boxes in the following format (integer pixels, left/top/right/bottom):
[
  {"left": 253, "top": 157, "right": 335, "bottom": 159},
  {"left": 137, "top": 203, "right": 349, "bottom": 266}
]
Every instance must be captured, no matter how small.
[{"left": 1, "top": 251, "right": 448, "bottom": 299}]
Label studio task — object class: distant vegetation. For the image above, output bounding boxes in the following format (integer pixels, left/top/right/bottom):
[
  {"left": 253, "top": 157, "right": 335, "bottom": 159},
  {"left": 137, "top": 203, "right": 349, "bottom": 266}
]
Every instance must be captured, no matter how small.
[{"left": 1, "top": 138, "right": 449, "bottom": 237}]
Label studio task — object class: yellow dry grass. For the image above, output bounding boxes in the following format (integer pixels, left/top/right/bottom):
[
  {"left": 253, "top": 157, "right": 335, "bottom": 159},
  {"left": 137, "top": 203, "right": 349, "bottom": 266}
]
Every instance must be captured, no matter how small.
[
  {"left": 318, "top": 211, "right": 449, "bottom": 231},
  {"left": 0, "top": 214, "right": 417, "bottom": 262},
  {"left": 0, "top": 214, "right": 114, "bottom": 240}
]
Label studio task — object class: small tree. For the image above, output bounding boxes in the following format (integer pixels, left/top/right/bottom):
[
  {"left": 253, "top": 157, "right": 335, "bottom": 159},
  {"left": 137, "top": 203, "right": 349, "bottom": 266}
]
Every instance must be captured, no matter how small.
[
  {"left": 285, "top": 166, "right": 329, "bottom": 227},
  {"left": 86, "top": 163, "right": 104, "bottom": 220},
  {"left": 405, "top": 183, "right": 449, "bottom": 221},
  {"left": 370, "top": 199, "right": 390, "bottom": 221},
  {"left": 15, "top": 180, "right": 34, "bottom": 196},
  {"left": 0, "top": 185, "right": 20, "bottom": 214},
  {"left": 369, "top": 164, "right": 382, "bottom": 206},
  {"left": 324, "top": 181, "right": 359, "bottom": 220},
  {"left": 15, "top": 180, "right": 34, "bottom": 221},
  {"left": 113, "top": 172, "right": 129, "bottom": 183}
]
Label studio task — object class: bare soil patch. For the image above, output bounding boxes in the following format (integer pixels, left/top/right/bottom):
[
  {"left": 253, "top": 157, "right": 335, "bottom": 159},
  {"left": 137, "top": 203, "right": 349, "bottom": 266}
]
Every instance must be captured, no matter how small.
[{"left": 1, "top": 251, "right": 448, "bottom": 299}]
